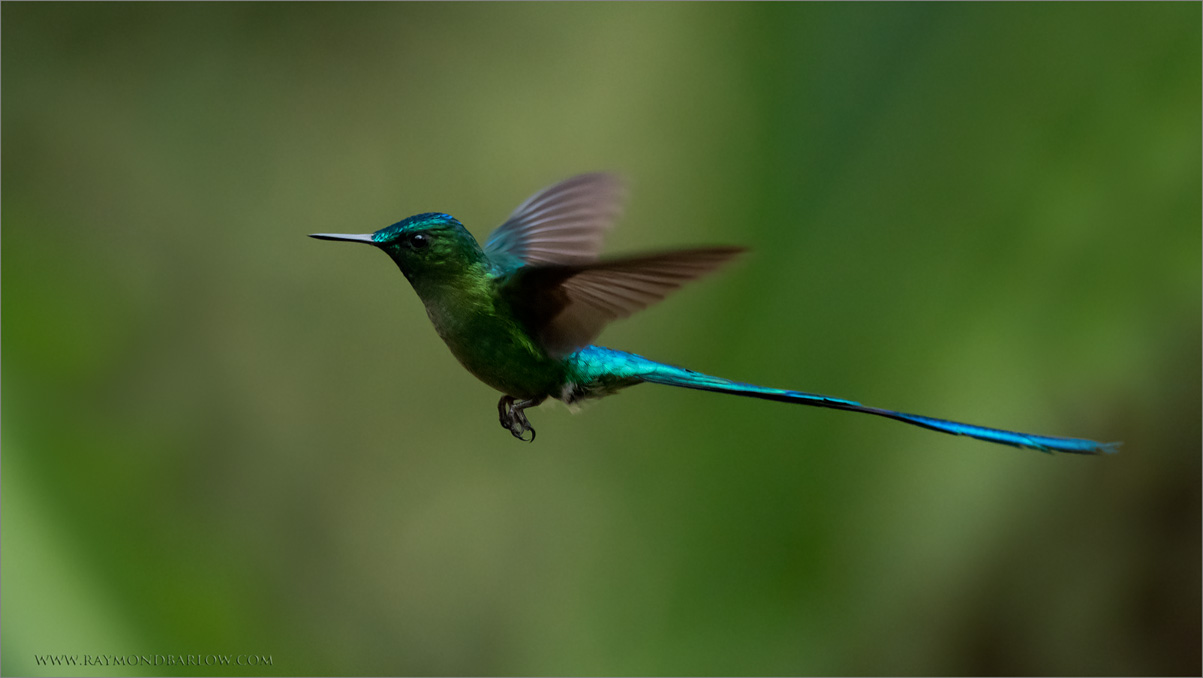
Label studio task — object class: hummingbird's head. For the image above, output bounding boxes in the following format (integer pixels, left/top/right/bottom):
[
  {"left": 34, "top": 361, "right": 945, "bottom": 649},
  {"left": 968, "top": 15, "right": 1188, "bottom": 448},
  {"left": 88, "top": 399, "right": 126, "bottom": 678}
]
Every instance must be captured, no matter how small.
[{"left": 311, "top": 212, "right": 488, "bottom": 287}]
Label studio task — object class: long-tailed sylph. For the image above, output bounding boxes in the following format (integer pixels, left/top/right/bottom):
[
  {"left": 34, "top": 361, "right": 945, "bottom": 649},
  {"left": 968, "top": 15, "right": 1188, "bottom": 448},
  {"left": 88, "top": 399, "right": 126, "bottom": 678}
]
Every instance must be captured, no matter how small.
[{"left": 311, "top": 173, "right": 1117, "bottom": 453}]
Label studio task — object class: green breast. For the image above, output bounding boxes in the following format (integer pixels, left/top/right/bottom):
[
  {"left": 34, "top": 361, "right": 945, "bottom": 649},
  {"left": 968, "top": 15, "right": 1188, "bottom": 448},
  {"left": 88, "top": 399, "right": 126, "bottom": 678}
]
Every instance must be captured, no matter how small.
[{"left": 421, "top": 285, "right": 567, "bottom": 400}]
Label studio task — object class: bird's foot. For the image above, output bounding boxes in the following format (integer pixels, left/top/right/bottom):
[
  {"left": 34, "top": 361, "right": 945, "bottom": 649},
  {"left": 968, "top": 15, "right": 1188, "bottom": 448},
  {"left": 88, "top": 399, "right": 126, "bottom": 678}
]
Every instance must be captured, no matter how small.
[
  {"left": 497, "top": 395, "right": 544, "bottom": 442},
  {"left": 497, "top": 396, "right": 516, "bottom": 431}
]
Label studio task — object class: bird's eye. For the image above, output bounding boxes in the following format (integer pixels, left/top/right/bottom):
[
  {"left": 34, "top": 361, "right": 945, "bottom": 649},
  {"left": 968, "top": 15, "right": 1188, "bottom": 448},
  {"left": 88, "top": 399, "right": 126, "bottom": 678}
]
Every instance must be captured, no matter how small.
[{"left": 409, "top": 233, "right": 430, "bottom": 250}]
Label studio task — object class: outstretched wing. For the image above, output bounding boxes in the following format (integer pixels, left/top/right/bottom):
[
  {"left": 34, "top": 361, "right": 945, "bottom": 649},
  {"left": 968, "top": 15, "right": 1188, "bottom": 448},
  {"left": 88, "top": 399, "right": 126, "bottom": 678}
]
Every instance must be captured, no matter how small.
[
  {"left": 484, "top": 173, "right": 627, "bottom": 266},
  {"left": 499, "top": 247, "right": 745, "bottom": 357}
]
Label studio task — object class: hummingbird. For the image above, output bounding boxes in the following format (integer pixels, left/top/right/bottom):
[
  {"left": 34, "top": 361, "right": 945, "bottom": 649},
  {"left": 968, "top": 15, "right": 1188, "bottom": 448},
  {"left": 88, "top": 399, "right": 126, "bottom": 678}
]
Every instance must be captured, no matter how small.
[{"left": 311, "top": 173, "right": 1117, "bottom": 454}]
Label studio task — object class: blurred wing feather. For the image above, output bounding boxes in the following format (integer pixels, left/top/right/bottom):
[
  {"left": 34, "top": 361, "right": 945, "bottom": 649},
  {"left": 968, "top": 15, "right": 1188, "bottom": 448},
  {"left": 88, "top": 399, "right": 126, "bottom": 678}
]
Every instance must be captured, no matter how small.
[
  {"left": 484, "top": 173, "right": 627, "bottom": 266},
  {"left": 501, "top": 247, "right": 745, "bottom": 356}
]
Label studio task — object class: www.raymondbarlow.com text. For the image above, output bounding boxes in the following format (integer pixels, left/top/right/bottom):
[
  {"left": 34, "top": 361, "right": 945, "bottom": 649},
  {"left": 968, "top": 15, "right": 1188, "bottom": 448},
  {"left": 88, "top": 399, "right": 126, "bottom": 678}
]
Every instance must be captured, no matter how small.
[{"left": 34, "top": 654, "right": 273, "bottom": 667}]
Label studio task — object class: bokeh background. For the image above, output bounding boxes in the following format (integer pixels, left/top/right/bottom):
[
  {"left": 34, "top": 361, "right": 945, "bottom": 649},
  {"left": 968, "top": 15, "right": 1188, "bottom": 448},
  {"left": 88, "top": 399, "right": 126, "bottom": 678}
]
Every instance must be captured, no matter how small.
[{"left": 3, "top": 3, "right": 1199, "bottom": 676}]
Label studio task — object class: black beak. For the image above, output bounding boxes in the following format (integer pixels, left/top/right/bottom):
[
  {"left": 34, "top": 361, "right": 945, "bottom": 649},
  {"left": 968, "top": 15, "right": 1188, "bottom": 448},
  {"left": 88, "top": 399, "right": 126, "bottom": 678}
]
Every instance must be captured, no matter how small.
[{"left": 309, "top": 233, "right": 376, "bottom": 244}]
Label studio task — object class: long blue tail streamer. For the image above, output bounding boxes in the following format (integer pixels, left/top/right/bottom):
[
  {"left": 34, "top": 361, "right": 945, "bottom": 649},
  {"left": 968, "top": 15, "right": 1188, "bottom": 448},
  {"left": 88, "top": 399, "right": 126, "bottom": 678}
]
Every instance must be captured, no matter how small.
[{"left": 573, "top": 347, "right": 1119, "bottom": 455}]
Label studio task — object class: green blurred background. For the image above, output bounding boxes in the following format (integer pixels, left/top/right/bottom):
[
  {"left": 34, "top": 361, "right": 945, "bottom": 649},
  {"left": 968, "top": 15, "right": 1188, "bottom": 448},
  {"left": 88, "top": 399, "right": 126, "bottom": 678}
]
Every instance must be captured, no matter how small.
[{"left": 3, "top": 3, "right": 1199, "bottom": 676}]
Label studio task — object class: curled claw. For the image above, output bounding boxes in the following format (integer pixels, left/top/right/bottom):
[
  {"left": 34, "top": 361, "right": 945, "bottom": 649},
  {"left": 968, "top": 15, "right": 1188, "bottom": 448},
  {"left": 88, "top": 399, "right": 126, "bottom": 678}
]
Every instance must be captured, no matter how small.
[{"left": 496, "top": 395, "right": 544, "bottom": 442}]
